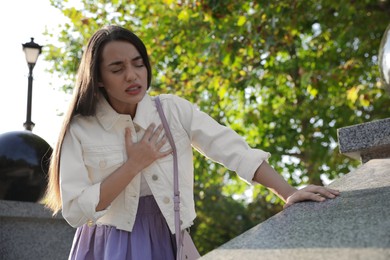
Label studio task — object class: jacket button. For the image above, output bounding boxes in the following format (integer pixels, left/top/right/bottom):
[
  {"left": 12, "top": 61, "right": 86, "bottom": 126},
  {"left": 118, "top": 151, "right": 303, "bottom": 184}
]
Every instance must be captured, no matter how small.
[
  {"left": 152, "top": 175, "right": 158, "bottom": 181},
  {"left": 163, "top": 197, "right": 170, "bottom": 204},
  {"left": 99, "top": 160, "right": 106, "bottom": 168}
]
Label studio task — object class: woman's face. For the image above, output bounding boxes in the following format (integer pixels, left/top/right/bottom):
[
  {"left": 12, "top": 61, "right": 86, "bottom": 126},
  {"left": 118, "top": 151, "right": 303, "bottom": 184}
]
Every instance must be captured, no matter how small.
[{"left": 99, "top": 40, "right": 148, "bottom": 117}]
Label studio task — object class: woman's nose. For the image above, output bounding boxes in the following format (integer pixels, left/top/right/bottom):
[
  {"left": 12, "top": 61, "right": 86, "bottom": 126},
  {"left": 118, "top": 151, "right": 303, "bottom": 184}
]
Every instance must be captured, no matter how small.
[{"left": 125, "top": 68, "right": 136, "bottom": 82}]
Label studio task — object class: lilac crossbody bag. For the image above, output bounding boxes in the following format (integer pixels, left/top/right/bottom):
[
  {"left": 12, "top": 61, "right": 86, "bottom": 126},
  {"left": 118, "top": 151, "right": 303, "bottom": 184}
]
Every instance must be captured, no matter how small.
[{"left": 155, "top": 96, "right": 201, "bottom": 260}]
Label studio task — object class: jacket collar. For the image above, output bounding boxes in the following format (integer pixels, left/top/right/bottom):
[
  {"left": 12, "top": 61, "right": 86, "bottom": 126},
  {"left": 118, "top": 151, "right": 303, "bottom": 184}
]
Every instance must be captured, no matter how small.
[{"left": 96, "top": 93, "right": 156, "bottom": 131}]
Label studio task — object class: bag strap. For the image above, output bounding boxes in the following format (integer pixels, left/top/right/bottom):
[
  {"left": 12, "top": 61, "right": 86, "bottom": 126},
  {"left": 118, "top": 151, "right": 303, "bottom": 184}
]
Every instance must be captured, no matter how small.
[{"left": 155, "top": 96, "right": 182, "bottom": 260}]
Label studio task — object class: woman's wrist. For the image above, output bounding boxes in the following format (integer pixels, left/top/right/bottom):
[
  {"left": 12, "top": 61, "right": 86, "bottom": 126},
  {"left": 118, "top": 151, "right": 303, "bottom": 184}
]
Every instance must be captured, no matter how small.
[{"left": 253, "top": 161, "right": 297, "bottom": 202}]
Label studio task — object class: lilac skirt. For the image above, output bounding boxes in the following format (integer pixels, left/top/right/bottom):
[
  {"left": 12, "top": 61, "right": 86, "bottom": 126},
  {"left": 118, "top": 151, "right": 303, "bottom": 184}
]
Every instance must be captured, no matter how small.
[{"left": 69, "top": 195, "right": 177, "bottom": 260}]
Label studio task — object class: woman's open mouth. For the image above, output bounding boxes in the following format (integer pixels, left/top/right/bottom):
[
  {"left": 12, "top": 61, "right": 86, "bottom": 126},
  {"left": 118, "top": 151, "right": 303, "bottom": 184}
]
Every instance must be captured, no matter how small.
[{"left": 125, "top": 85, "right": 142, "bottom": 95}]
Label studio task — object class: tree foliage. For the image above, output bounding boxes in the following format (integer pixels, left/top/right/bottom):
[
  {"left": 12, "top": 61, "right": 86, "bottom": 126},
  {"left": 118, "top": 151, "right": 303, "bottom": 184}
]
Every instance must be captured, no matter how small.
[{"left": 45, "top": 0, "right": 390, "bottom": 254}]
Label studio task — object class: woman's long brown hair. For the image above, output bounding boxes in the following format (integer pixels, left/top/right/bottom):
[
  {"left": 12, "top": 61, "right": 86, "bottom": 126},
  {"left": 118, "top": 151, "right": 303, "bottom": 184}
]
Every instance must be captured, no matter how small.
[{"left": 44, "top": 25, "right": 152, "bottom": 215}]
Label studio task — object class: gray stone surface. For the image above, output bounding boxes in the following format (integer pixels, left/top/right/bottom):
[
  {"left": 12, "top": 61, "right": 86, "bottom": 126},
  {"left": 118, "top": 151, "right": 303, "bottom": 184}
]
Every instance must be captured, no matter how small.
[
  {"left": 337, "top": 118, "right": 390, "bottom": 162},
  {"left": 201, "top": 159, "right": 390, "bottom": 260},
  {"left": 0, "top": 200, "right": 75, "bottom": 260}
]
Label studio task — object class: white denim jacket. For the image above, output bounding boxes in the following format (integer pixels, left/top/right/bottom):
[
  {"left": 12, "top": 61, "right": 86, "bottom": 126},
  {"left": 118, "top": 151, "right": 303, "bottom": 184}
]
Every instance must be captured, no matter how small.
[{"left": 60, "top": 93, "right": 270, "bottom": 233}]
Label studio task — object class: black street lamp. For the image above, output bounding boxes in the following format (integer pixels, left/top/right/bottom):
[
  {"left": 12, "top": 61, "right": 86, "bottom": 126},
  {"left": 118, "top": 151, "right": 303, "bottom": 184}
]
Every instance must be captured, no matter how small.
[
  {"left": 22, "top": 38, "right": 43, "bottom": 131},
  {"left": 0, "top": 38, "right": 51, "bottom": 203}
]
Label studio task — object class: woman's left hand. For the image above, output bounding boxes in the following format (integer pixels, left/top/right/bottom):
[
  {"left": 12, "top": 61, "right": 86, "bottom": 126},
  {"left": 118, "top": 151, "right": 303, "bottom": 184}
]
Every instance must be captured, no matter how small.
[{"left": 284, "top": 185, "right": 340, "bottom": 208}]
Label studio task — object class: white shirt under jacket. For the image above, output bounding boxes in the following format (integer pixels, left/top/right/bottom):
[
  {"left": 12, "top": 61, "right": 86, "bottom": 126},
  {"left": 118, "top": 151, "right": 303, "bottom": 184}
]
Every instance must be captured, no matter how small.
[{"left": 60, "top": 93, "right": 270, "bottom": 233}]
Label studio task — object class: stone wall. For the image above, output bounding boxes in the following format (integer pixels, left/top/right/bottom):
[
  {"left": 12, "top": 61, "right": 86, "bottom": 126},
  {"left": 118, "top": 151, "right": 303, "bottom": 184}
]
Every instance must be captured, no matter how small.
[{"left": 0, "top": 200, "right": 75, "bottom": 260}]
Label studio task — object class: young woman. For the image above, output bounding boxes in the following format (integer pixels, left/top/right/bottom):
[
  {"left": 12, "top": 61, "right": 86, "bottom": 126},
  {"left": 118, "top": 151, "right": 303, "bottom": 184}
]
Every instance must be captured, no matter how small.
[{"left": 45, "top": 25, "right": 339, "bottom": 260}]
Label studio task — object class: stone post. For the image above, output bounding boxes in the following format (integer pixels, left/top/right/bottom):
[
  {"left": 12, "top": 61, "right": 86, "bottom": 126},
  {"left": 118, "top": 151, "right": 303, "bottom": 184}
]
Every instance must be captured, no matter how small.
[{"left": 337, "top": 118, "right": 390, "bottom": 163}]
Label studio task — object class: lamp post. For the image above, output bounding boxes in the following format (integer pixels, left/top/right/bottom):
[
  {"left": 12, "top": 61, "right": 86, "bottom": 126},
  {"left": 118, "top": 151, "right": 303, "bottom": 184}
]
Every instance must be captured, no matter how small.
[{"left": 22, "top": 38, "right": 42, "bottom": 131}]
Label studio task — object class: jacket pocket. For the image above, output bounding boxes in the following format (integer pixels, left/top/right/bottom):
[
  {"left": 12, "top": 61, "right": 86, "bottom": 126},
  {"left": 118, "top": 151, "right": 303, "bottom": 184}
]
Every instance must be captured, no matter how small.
[{"left": 83, "top": 145, "right": 124, "bottom": 183}]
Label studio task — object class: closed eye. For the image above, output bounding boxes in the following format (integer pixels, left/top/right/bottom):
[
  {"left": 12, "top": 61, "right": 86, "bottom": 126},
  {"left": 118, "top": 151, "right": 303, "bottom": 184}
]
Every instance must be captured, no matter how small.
[
  {"left": 133, "top": 59, "right": 144, "bottom": 68},
  {"left": 111, "top": 68, "right": 123, "bottom": 73}
]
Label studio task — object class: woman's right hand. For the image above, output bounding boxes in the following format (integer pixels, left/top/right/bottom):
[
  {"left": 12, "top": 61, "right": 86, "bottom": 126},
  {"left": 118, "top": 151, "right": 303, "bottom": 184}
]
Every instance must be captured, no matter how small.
[
  {"left": 96, "top": 123, "right": 172, "bottom": 211},
  {"left": 125, "top": 123, "right": 172, "bottom": 172}
]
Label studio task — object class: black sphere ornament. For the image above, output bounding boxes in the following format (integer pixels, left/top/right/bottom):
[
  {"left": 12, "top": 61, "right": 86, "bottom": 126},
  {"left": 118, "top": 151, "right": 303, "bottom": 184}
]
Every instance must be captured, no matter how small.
[{"left": 0, "top": 131, "right": 52, "bottom": 202}]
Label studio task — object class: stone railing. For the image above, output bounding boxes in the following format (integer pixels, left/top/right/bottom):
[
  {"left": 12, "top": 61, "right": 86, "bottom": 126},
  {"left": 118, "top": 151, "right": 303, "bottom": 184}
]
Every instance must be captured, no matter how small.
[{"left": 201, "top": 158, "right": 390, "bottom": 260}]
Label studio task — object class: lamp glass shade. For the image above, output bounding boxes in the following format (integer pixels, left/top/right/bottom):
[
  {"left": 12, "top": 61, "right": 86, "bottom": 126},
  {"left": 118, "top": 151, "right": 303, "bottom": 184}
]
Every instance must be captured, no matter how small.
[
  {"left": 379, "top": 23, "right": 390, "bottom": 94},
  {"left": 23, "top": 48, "right": 41, "bottom": 64}
]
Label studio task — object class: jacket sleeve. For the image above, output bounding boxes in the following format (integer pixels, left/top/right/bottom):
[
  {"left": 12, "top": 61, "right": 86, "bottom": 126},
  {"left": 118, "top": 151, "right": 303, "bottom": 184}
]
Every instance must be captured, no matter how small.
[
  {"left": 60, "top": 124, "right": 109, "bottom": 227},
  {"left": 170, "top": 95, "right": 271, "bottom": 184}
]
